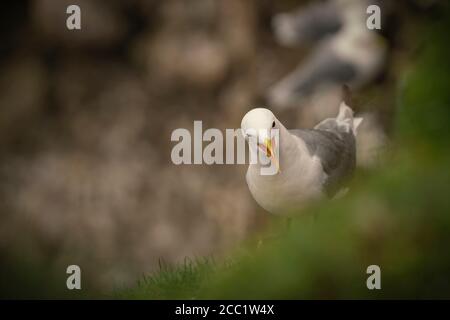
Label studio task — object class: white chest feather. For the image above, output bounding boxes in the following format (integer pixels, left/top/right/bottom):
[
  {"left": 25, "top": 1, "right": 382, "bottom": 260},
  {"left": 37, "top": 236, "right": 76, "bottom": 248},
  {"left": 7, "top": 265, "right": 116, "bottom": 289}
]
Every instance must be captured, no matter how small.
[{"left": 246, "top": 152, "right": 327, "bottom": 214}]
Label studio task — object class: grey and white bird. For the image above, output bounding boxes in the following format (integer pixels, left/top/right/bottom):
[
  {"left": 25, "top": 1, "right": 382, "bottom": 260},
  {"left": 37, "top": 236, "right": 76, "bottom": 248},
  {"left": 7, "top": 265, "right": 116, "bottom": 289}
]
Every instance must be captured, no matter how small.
[
  {"left": 272, "top": 0, "right": 386, "bottom": 47},
  {"left": 241, "top": 99, "right": 363, "bottom": 214},
  {"left": 269, "top": 27, "right": 387, "bottom": 108},
  {"left": 269, "top": 0, "right": 387, "bottom": 108}
]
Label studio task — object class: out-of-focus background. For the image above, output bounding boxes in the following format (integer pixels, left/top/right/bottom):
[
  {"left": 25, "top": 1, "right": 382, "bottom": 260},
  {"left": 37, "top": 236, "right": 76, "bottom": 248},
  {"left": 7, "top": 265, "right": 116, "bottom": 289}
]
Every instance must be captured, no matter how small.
[{"left": 0, "top": 0, "right": 447, "bottom": 297}]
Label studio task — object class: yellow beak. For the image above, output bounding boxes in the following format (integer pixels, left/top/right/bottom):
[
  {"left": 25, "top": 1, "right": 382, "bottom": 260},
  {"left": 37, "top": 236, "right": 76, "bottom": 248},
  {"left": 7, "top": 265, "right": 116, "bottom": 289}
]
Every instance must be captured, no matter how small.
[{"left": 264, "top": 137, "right": 280, "bottom": 173}]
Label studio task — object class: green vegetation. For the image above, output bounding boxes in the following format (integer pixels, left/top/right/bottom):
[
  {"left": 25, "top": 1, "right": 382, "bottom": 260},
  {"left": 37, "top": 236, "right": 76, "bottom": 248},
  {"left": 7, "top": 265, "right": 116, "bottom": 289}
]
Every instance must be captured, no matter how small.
[
  {"left": 119, "top": 8, "right": 450, "bottom": 299},
  {"left": 115, "top": 258, "right": 218, "bottom": 299}
]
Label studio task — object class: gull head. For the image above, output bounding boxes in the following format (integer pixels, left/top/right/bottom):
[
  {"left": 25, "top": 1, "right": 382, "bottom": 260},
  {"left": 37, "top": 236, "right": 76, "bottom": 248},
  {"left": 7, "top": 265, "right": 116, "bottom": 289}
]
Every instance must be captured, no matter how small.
[{"left": 241, "top": 108, "right": 280, "bottom": 172}]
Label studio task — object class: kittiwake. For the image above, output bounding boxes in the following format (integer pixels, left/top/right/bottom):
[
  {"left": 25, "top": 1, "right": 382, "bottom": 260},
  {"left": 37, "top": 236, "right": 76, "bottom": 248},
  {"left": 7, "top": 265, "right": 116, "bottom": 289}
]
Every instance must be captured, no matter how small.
[{"left": 241, "top": 99, "right": 363, "bottom": 214}]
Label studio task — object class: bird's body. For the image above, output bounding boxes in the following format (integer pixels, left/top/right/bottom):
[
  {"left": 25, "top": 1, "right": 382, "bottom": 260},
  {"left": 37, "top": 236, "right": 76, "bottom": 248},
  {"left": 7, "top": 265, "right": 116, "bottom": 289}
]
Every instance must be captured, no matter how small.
[
  {"left": 242, "top": 101, "right": 361, "bottom": 214},
  {"left": 246, "top": 133, "right": 326, "bottom": 213}
]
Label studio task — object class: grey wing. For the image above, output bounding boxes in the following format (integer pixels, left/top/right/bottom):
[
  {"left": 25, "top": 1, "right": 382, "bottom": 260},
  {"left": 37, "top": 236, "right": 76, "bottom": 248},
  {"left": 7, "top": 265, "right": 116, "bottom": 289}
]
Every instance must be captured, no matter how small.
[
  {"left": 314, "top": 118, "right": 340, "bottom": 132},
  {"left": 290, "top": 129, "right": 356, "bottom": 197},
  {"left": 314, "top": 117, "right": 352, "bottom": 135}
]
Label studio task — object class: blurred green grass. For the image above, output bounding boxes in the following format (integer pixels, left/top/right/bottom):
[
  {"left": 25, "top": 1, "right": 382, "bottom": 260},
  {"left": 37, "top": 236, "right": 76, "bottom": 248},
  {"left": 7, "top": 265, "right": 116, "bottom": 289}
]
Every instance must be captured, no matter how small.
[
  {"left": 118, "top": 6, "right": 450, "bottom": 299},
  {"left": 115, "top": 258, "right": 217, "bottom": 299}
]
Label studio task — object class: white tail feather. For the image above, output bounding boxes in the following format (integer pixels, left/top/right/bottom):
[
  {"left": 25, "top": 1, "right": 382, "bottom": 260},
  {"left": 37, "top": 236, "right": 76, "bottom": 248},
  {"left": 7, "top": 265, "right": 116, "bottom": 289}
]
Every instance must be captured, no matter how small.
[{"left": 336, "top": 102, "right": 363, "bottom": 136}]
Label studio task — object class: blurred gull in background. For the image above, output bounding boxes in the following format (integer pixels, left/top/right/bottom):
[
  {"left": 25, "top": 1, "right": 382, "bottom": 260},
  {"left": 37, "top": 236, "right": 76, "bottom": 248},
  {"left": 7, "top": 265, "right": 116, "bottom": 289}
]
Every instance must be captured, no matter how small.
[
  {"left": 272, "top": 0, "right": 342, "bottom": 47},
  {"left": 269, "top": 0, "right": 388, "bottom": 109}
]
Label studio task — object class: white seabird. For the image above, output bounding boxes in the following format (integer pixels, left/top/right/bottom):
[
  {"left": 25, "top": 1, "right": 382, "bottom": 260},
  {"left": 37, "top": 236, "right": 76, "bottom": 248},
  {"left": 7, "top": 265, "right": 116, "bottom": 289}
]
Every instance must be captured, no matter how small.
[
  {"left": 269, "top": 27, "right": 387, "bottom": 108},
  {"left": 269, "top": 0, "right": 387, "bottom": 108},
  {"left": 241, "top": 100, "right": 362, "bottom": 214}
]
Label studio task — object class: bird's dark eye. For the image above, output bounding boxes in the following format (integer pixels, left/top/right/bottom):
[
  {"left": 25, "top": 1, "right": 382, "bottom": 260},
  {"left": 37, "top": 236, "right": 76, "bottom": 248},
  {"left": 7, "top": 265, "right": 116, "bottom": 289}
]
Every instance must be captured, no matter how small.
[{"left": 272, "top": 121, "right": 276, "bottom": 128}]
